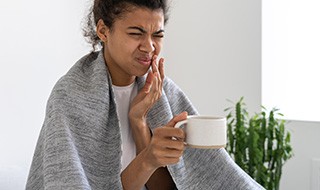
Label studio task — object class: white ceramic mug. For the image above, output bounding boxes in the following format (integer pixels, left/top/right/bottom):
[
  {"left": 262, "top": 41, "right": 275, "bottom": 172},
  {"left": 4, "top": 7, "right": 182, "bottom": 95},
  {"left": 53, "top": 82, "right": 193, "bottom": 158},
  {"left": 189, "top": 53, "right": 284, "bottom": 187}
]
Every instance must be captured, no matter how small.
[{"left": 174, "top": 115, "right": 227, "bottom": 149}]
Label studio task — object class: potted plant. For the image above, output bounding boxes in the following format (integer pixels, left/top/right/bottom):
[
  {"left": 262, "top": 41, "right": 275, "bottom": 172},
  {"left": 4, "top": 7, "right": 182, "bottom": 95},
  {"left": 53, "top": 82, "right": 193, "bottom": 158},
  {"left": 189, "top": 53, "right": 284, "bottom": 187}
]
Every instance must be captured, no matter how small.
[{"left": 225, "top": 97, "right": 293, "bottom": 190}]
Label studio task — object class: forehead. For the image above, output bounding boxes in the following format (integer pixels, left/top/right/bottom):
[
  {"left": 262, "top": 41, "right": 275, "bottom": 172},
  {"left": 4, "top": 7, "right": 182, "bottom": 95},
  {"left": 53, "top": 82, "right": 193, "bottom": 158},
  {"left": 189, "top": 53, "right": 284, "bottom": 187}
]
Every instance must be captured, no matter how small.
[{"left": 114, "top": 7, "right": 164, "bottom": 30}]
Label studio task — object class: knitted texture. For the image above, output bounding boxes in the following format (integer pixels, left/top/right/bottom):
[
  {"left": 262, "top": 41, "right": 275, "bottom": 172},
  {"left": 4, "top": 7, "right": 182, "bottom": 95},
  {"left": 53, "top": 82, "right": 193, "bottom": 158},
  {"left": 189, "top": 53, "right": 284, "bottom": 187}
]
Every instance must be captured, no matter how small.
[{"left": 26, "top": 51, "right": 264, "bottom": 190}]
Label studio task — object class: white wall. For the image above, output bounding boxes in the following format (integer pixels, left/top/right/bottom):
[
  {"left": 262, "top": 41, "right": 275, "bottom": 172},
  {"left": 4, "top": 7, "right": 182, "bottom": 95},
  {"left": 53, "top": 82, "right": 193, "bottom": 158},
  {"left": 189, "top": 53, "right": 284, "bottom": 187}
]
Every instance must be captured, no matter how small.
[
  {"left": 262, "top": 0, "right": 320, "bottom": 122},
  {"left": 164, "top": 0, "right": 261, "bottom": 116},
  {"left": 0, "top": 0, "right": 90, "bottom": 189},
  {"left": 1, "top": 0, "right": 319, "bottom": 190}
]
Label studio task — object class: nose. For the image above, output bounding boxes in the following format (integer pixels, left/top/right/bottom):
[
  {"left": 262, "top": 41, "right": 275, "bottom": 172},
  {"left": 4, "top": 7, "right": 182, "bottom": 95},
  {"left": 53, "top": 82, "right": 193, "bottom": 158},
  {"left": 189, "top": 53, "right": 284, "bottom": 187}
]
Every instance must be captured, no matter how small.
[{"left": 139, "top": 36, "right": 155, "bottom": 53}]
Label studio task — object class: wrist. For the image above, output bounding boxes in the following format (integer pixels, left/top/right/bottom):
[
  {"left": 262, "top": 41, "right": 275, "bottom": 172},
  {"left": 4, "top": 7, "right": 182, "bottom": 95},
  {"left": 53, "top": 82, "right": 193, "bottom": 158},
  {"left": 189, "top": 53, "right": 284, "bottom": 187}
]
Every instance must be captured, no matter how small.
[
  {"left": 129, "top": 117, "right": 147, "bottom": 128},
  {"left": 139, "top": 149, "right": 158, "bottom": 173},
  {"left": 128, "top": 118, "right": 151, "bottom": 153},
  {"left": 128, "top": 110, "right": 147, "bottom": 125}
]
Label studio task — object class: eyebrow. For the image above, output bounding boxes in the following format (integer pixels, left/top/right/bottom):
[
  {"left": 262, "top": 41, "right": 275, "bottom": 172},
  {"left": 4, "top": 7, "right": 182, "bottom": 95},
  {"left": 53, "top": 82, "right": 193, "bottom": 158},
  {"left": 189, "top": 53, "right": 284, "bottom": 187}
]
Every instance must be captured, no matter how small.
[{"left": 127, "top": 26, "right": 165, "bottom": 34}]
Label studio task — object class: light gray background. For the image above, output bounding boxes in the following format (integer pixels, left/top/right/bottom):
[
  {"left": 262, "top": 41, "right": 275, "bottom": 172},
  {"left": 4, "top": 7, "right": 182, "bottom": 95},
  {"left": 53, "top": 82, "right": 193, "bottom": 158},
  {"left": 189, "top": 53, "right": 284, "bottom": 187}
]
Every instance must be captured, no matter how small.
[{"left": 0, "top": 0, "right": 319, "bottom": 189}]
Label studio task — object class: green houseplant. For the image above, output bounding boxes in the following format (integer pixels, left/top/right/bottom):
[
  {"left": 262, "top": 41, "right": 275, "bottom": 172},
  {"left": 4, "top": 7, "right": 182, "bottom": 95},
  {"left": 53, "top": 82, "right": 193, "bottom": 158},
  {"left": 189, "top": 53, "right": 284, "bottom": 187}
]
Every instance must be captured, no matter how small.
[{"left": 225, "top": 97, "right": 293, "bottom": 190}]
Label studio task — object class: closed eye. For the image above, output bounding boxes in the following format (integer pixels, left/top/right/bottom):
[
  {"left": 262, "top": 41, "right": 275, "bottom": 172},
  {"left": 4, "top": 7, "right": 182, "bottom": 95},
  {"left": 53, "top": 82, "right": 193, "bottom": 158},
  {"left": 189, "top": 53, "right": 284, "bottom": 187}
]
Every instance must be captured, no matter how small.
[
  {"left": 153, "top": 30, "right": 165, "bottom": 38},
  {"left": 153, "top": 34, "right": 164, "bottom": 38},
  {"left": 129, "top": 33, "right": 143, "bottom": 36}
]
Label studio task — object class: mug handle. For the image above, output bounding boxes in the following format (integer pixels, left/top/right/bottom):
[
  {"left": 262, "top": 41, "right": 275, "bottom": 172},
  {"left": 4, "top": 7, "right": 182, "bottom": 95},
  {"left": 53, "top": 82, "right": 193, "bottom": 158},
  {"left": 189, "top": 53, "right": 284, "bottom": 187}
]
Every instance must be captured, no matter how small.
[
  {"left": 174, "top": 120, "right": 188, "bottom": 129},
  {"left": 173, "top": 119, "right": 188, "bottom": 143}
]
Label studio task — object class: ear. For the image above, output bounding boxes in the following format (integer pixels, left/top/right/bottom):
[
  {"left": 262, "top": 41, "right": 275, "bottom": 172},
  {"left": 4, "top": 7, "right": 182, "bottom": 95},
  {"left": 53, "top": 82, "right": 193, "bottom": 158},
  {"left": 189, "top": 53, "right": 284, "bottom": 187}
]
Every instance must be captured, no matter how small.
[{"left": 96, "top": 19, "right": 109, "bottom": 42}]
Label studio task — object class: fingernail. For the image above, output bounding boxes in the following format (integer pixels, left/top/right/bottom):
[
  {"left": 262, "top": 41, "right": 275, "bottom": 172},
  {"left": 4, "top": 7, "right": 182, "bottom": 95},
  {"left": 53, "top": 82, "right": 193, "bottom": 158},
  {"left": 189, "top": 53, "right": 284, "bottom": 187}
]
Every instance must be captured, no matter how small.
[{"left": 152, "top": 55, "right": 157, "bottom": 62}]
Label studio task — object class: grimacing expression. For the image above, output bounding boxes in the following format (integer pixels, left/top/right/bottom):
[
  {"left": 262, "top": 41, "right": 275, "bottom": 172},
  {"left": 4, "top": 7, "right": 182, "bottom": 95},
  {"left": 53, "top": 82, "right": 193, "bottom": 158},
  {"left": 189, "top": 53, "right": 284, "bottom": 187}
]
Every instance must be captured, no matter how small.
[{"left": 101, "top": 7, "right": 165, "bottom": 86}]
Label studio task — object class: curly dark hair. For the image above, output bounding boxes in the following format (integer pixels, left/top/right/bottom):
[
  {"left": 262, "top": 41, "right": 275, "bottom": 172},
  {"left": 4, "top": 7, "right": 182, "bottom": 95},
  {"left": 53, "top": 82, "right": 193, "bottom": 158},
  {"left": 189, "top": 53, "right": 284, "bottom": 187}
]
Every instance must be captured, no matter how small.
[{"left": 83, "top": 0, "right": 169, "bottom": 51}]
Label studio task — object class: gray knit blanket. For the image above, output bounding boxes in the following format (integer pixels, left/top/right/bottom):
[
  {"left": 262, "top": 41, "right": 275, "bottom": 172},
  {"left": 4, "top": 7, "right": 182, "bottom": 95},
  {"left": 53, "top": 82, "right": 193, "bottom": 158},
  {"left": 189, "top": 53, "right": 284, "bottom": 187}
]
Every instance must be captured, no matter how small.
[{"left": 26, "top": 51, "right": 264, "bottom": 190}]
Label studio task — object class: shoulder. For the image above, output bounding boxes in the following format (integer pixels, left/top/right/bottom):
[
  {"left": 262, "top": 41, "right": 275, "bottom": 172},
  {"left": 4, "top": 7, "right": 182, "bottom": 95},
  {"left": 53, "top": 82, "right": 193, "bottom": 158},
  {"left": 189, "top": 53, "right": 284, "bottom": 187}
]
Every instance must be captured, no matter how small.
[
  {"left": 49, "top": 52, "right": 98, "bottom": 97},
  {"left": 46, "top": 51, "right": 110, "bottom": 113}
]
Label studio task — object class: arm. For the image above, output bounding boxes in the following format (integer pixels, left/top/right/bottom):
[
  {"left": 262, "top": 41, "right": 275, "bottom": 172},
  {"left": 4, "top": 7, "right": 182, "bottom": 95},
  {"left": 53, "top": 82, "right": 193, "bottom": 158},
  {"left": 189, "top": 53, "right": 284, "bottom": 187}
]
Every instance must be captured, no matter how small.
[{"left": 121, "top": 57, "right": 183, "bottom": 190}]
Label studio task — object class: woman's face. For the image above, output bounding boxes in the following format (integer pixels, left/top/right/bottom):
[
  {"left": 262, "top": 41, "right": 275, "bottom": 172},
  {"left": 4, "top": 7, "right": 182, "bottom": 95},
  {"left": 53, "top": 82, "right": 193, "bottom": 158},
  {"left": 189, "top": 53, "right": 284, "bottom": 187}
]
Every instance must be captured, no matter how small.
[{"left": 101, "top": 7, "right": 165, "bottom": 86}]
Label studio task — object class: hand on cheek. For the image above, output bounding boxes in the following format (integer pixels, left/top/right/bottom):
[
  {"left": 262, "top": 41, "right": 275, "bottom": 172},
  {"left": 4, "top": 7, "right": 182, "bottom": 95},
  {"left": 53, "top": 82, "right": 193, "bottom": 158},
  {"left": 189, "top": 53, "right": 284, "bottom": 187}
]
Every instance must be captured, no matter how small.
[{"left": 129, "top": 56, "right": 165, "bottom": 126}]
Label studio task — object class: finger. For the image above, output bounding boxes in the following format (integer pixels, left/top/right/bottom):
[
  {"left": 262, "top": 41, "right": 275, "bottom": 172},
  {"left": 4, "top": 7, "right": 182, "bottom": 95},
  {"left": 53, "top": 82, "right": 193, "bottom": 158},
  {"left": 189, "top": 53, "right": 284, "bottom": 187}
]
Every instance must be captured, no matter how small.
[
  {"left": 152, "top": 55, "right": 159, "bottom": 74},
  {"left": 157, "top": 58, "right": 164, "bottom": 96},
  {"left": 151, "top": 71, "right": 159, "bottom": 94},
  {"left": 164, "top": 149, "right": 184, "bottom": 158},
  {"left": 150, "top": 56, "right": 163, "bottom": 98},
  {"left": 151, "top": 139, "right": 184, "bottom": 157},
  {"left": 147, "top": 69, "right": 160, "bottom": 99},
  {"left": 154, "top": 127, "right": 185, "bottom": 141},
  {"left": 165, "top": 112, "right": 188, "bottom": 128},
  {"left": 165, "top": 138, "right": 186, "bottom": 151},
  {"left": 158, "top": 58, "right": 165, "bottom": 81},
  {"left": 156, "top": 147, "right": 184, "bottom": 159},
  {"left": 144, "top": 71, "right": 154, "bottom": 93}
]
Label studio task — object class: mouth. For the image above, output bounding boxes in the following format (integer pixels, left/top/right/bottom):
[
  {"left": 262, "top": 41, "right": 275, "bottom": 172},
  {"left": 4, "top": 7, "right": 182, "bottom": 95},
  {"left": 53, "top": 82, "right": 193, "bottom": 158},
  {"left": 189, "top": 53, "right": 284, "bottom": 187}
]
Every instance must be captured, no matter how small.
[{"left": 136, "top": 57, "right": 152, "bottom": 66}]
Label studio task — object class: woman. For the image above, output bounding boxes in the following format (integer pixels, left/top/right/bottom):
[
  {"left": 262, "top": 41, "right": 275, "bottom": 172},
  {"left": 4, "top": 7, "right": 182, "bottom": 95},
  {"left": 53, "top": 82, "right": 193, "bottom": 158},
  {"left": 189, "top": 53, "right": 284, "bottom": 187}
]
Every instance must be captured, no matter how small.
[{"left": 26, "top": 0, "right": 264, "bottom": 189}]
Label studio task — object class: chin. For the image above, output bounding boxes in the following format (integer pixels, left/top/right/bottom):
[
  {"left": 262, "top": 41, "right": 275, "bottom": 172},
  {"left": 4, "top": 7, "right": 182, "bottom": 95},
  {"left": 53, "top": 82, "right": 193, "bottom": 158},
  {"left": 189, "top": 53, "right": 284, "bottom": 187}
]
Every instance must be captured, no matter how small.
[{"left": 136, "top": 67, "right": 151, "bottom": 77}]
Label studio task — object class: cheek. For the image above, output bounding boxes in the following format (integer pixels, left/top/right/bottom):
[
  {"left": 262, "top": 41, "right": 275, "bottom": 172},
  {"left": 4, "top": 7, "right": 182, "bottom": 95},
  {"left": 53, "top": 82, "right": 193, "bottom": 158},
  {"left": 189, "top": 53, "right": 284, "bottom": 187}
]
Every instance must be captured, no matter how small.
[
  {"left": 155, "top": 42, "right": 163, "bottom": 54},
  {"left": 122, "top": 39, "right": 140, "bottom": 54}
]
